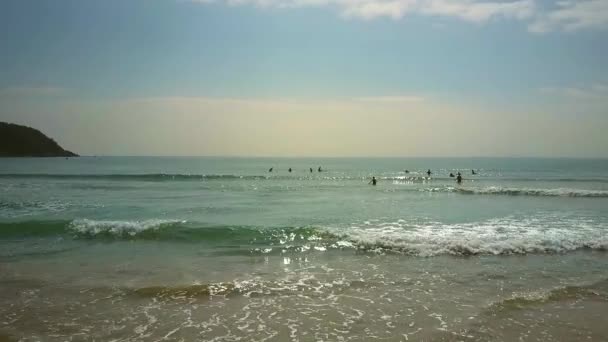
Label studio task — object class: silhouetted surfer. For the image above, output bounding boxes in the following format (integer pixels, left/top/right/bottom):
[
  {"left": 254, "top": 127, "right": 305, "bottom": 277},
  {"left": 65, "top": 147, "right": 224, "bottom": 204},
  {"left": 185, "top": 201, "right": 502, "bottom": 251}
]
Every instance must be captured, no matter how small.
[
  {"left": 472, "top": 169, "right": 477, "bottom": 175},
  {"left": 289, "top": 168, "right": 292, "bottom": 173},
  {"left": 456, "top": 174, "right": 462, "bottom": 184},
  {"left": 310, "top": 168, "right": 313, "bottom": 173},
  {"left": 369, "top": 176, "right": 377, "bottom": 186},
  {"left": 427, "top": 169, "right": 432, "bottom": 177},
  {"left": 318, "top": 167, "right": 322, "bottom": 172},
  {"left": 269, "top": 167, "right": 273, "bottom": 173},
  {"left": 449, "top": 173, "right": 455, "bottom": 178},
  {"left": 405, "top": 170, "right": 409, "bottom": 173}
]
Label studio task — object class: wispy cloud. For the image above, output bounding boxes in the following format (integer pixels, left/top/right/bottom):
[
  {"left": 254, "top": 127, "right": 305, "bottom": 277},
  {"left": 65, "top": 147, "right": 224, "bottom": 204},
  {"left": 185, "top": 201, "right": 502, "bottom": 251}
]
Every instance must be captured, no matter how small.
[
  {"left": 529, "top": 0, "right": 608, "bottom": 33},
  {"left": 0, "top": 86, "right": 68, "bottom": 97},
  {"left": 539, "top": 83, "right": 608, "bottom": 99},
  {"left": 420, "top": 0, "right": 534, "bottom": 23},
  {"left": 190, "top": 0, "right": 608, "bottom": 32},
  {"left": 129, "top": 94, "right": 426, "bottom": 110},
  {"left": 354, "top": 95, "right": 425, "bottom": 103},
  {"left": 194, "top": 0, "right": 534, "bottom": 22}
]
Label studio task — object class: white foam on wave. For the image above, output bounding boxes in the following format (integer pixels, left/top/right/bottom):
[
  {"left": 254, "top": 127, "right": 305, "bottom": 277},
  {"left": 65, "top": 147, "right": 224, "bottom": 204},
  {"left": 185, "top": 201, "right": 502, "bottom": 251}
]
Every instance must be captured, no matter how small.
[
  {"left": 328, "top": 214, "right": 608, "bottom": 256},
  {"left": 69, "top": 219, "right": 185, "bottom": 236}
]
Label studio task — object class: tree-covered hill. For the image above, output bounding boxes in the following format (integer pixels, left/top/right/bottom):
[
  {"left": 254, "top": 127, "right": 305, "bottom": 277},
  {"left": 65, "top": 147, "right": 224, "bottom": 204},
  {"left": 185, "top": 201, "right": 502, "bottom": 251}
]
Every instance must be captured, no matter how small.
[{"left": 0, "top": 122, "right": 78, "bottom": 157}]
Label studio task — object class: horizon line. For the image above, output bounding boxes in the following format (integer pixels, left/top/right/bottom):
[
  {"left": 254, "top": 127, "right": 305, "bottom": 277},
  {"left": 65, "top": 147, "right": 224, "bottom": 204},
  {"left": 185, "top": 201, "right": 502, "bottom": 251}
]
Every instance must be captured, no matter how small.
[{"left": 44, "top": 155, "right": 608, "bottom": 160}]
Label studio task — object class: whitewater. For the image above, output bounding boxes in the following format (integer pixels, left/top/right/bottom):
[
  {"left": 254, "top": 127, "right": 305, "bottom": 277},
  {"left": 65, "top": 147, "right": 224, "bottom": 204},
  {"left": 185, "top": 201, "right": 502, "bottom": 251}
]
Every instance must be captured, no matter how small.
[{"left": 1, "top": 156, "right": 608, "bottom": 341}]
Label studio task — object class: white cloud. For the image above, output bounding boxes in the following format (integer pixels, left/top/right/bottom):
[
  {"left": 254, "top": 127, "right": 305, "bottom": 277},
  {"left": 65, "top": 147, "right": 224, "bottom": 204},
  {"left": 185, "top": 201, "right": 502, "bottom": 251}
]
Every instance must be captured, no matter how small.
[
  {"left": 191, "top": 0, "right": 608, "bottom": 32},
  {"left": 529, "top": 0, "right": 608, "bottom": 33},
  {"left": 340, "top": 1, "right": 417, "bottom": 20}
]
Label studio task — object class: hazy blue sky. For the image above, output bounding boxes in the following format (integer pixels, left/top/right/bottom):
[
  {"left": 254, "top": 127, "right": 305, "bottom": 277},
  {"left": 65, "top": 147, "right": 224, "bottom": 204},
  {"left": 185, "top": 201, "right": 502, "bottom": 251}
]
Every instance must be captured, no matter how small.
[{"left": 1, "top": 0, "right": 607, "bottom": 157}]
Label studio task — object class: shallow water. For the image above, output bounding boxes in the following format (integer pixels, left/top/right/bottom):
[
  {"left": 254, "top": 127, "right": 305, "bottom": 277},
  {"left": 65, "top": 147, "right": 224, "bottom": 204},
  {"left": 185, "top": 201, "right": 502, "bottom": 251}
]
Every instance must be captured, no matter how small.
[{"left": 1, "top": 157, "right": 607, "bottom": 341}]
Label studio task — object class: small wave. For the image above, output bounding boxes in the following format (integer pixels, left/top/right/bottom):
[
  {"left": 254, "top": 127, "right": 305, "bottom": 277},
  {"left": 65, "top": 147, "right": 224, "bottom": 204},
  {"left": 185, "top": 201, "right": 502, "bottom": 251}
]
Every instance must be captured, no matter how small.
[
  {"left": 3, "top": 173, "right": 608, "bottom": 185},
  {"left": 456, "top": 187, "right": 608, "bottom": 197},
  {"left": 413, "top": 186, "right": 608, "bottom": 198},
  {"left": 0, "top": 220, "right": 68, "bottom": 237},
  {"left": 394, "top": 176, "right": 608, "bottom": 183},
  {"left": 0, "top": 219, "right": 186, "bottom": 239},
  {"left": 69, "top": 219, "right": 186, "bottom": 237},
  {"left": 384, "top": 176, "right": 436, "bottom": 182},
  {"left": 487, "top": 279, "right": 608, "bottom": 313},
  {"left": 0, "top": 199, "right": 72, "bottom": 212},
  {"left": 486, "top": 177, "right": 608, "bottom": 183},
  {"left": 0, "top": 173, "right": 374, "bottom": 182},
  {"left": 0, "top": 220, "right": 336, "bottom": 245},
  {"left": 0, "top": 173, "right": 270, "bottom": 181},
  {"left": 0, "top": 200, "right": 105, "bottom": 219},
  {"left": 67, "top": 220, "right": 334, "bottom": 246}
]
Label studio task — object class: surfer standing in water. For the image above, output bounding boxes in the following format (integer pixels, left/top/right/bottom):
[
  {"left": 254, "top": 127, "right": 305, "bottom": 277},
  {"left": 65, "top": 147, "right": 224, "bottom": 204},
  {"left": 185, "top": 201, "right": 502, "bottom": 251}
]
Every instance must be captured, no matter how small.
[
  {"left": 426, "top": 169, "right": 432, "bottom": 177},
  {"left": 456, "top": 172, "right": 462, "bottom": 184},
  {"left": 369, "top": 176, "right": 377, "bottom": 186}
]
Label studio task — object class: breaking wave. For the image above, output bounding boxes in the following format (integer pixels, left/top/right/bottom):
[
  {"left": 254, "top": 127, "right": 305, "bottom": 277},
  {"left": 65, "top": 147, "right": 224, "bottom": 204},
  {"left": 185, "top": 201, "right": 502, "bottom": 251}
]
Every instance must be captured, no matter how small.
[
  {"left": 329, "top": 214, "right": 608, "bottom": 256},
  {"left": 1, "top": 214, "right": 607, "bottom": 257}
]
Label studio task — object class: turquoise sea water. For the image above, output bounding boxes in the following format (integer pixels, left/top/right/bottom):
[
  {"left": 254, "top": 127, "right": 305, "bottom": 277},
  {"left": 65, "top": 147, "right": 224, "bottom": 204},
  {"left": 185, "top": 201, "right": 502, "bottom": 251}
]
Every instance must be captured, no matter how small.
[{"left": 1, "top": 157, "right": 608, "bottom": 341}]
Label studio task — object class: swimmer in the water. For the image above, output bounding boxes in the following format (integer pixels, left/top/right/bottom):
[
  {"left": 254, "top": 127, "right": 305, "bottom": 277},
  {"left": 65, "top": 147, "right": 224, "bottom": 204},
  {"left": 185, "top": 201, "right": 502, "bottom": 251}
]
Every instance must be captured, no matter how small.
[
  {"left": 427, "top": 169, "right": 432, "bottom": 177},
  {"left": 318, "top": 167, "right": 322, "bottom": 172},
  {"left": 310, "top": 168, "right": 313, "bottom": 173},
  {"left": 472, "top": 169, "right": 476, "bottom": 175},
  {"left": 449, "top": 173, "right": 455, "bottom": 178},
  {"left": 269, "top": 167, "right": 273, "bottom": 173},
  {"left": 369, "top": 176, "right": 377, "bottom": 186},
  {"left": 289, "top": 168, "right": 292, "bottom": 173},
  {"left": 456, "top": 173, "right": 463, "bottom": 184}
]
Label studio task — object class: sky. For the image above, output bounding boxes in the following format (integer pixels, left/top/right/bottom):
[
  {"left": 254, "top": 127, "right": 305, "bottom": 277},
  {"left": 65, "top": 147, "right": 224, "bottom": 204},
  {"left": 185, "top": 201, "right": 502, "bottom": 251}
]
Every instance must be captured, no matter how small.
[{"left": 0, "top": 0, "right": 607, "bottom": 157}]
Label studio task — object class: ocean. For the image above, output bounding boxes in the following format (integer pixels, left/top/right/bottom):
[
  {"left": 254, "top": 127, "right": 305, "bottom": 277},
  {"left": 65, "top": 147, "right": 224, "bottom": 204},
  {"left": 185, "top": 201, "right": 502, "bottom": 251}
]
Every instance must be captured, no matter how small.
[{"left": 1, "top": 157, "right": 607, "bottom": 341}]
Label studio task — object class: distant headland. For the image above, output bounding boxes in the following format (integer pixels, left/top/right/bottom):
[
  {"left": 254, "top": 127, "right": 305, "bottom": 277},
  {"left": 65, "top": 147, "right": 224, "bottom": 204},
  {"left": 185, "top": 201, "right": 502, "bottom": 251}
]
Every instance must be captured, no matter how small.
[{"left": 0, "top": 122, "right": 78, "bottom": 157}]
